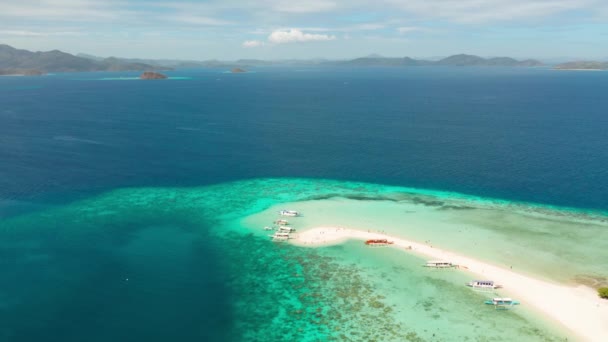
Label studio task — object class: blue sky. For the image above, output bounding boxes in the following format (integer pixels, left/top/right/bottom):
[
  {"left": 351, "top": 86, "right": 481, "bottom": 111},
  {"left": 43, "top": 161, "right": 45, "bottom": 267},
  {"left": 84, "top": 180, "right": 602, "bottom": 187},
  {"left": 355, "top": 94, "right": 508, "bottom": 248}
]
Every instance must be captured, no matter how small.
[{"left": 0, "top": 0, "right": 607, "bottom": 60}]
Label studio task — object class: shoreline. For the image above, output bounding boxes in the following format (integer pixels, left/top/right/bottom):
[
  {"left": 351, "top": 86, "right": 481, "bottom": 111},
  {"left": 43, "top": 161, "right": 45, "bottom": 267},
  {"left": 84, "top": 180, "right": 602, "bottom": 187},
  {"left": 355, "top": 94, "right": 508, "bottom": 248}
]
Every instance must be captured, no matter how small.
[
  {"left": 291, "top": 226, "right": 608, "bottom": 342},
  {"left": 554, "top": 68, "right": 607, "bottom": 71}
]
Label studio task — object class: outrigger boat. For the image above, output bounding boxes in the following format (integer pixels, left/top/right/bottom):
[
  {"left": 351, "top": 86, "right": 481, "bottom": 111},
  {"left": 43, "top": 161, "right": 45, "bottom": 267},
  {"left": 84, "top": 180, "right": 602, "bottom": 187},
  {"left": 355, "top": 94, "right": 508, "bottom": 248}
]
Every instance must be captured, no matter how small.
[
  {"left": 425, "top": 260, "right": 455, "bottom": 268},
  {"left": 484, "top": 297, "right": 520, "bottom": 309},
  {"left": 364, "top": 239, "right": 394, "bottom": 246},
  {"left": 278, "top": 226, "right": 295, "bottom": 233},
  {"left": 270, "top": 232, "right": 290, "bottom": 241},
  {"left": 466, "top": 280, "right": 503, "bottom": 290},
  {"left": 274, "top": 219, "right": 289, "bottom": 226},
  {"left": 263, "top": 226, "right": 274, "bottom": 231},
  {"left": 279, "top": 210, "right": 300, "bottom": 217}
]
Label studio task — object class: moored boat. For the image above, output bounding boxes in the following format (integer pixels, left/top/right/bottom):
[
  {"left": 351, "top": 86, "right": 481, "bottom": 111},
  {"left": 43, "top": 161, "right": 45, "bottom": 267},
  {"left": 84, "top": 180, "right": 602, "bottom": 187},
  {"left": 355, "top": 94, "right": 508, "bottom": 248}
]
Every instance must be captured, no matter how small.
[
  {"left": 425, "top": 260, "right": 455, "bottom": 268},
  {"left": 484, "top": 297, "right": 520, "bottom": 308},
  {"left": 274, "top": 219, "right": 289, "bottom": 226},
  {"left": 270, "top": 232, "right": 290, "bottom": 241},
  {"left": 364, "top": 239, "right": 394, "bottom": 246},
  {"left": 278, "top": 226, "right": 295, "bottom": 233},
  {"left": 467, "top": 280, "right": 503, "bottom": 289},
  {"left": 279, "top": 210, "right": 300, "bottom": 217}
]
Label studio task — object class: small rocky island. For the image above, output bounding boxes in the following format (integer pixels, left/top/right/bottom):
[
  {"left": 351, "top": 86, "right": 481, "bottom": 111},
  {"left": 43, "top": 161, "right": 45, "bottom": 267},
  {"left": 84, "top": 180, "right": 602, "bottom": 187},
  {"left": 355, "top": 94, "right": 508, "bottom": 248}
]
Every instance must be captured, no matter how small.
[
  {"left": 22, "top": 69, "right": 45, "bottom": 76},
  {"left": 140, "top": 71, "right": 168, "bottom": 80},
  {"left": 231, "top": 68, "right": 247, "bottom": 73},
  {"left": 0, "top": 69, "right": 45, "bottom": 76},
  {"left": 554, "top": 61, "right": 608, "bottom": 70}
]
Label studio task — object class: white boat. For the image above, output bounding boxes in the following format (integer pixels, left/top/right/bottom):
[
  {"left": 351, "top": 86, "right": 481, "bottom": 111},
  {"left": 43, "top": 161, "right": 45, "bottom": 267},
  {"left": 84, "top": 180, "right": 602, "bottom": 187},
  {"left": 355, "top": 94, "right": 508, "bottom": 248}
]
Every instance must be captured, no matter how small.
[
  {"left": 278, "top": 226, "right": 295, "bottom": 233},
  {"left": 279, "top": 210, "right": 300, "bottom": 217},
  {"left": 466, "top": 280, "right": 502, "bottom": 289},
  {"left": 485, "top": 297, "right": 520, "bottom": 308},
  {"left": 270, "top": 232, "right": 290, "bottom": 241},
  {"left": 274, "top": 219, "right": 289, "bottom": 226},
  {"left": 425, "top": 260, "right": 454, "bottom": 268},
  {"left": 263, "top": 226, "right": 274, "bottom": 231}
]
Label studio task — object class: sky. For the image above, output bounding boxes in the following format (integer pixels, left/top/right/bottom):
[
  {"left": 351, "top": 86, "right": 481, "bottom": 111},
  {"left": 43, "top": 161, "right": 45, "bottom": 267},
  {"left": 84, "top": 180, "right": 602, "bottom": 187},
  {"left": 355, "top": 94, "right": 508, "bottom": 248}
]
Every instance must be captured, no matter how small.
[{"left": 0, "top": 0, "right": 607, "bottom": 60}]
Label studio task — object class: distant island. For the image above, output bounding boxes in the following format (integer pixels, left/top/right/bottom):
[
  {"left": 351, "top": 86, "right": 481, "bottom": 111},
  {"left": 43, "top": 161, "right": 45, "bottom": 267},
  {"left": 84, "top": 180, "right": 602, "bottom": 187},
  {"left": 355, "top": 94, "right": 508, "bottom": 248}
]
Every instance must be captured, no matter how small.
[
  {"left": 0, "top": 68, "right": 45, "bottom": 76},
  {"left": 122, "top": 54, "right": 543, "bottom": 68},
  {"left": 5, "top": 43, "right": 608, "bottom": 73},
  {"left": 337, "top": 54, "right": 543, "bottom": 67},
  {"left": 554, "top": 61, "right": 608, "bottom": 70},
  {"left": 140, "top": 71, "right": 168, "bottom": 80},
  {"left": 0, "top": 44, "right": 171, "bottom": 73}
]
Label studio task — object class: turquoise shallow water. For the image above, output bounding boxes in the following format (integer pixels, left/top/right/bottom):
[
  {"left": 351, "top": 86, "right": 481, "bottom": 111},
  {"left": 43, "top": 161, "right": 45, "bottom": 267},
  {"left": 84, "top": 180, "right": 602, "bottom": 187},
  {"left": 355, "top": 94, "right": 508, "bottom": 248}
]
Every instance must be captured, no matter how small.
[
  {"left": 2, "top": 178, "right": 601, "bottom": 341},
  {"left": 243, "top": 196, "right": 608, "bottom": 286}
]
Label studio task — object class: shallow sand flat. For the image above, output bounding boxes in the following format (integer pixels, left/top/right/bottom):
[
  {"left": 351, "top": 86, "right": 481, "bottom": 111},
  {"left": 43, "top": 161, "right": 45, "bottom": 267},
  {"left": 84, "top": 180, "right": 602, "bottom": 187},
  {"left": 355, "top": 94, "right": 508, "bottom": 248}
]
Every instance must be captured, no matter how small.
[
  {"left": 242, "top": 196, "right": 608, "bottom": 341},
  {"left": 243, "top": 197, "right": 608, "bottom": 285},
  {"left": 290, "top": 227, "right": 608, "bottom": 342}
]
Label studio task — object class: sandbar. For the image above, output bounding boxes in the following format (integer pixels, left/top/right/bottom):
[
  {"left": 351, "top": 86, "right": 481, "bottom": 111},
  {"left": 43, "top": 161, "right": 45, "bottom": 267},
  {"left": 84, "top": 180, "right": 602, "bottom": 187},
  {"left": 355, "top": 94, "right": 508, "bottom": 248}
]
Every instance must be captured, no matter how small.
[{"left": 292, "top": 226, "right": 608, "bottom": 342}]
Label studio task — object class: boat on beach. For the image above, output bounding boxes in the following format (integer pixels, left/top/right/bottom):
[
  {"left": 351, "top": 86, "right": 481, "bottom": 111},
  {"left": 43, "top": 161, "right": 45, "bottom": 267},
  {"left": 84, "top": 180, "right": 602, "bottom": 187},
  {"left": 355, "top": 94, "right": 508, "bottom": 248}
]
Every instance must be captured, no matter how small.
[
  {"left": 484, "top": 297, "right": 520, "bottom": 309},
  {"left": 364, "top": 239, "right": 394, "bottom": 246},
  {"left": 279, "top": 210, "right": 300, "bottom": 217},
  {"left": 467, "top": 280, "right": 503, "bottom": 290},
  {"left": 425, "top": 260, "right": 455, "bottom": 268}
]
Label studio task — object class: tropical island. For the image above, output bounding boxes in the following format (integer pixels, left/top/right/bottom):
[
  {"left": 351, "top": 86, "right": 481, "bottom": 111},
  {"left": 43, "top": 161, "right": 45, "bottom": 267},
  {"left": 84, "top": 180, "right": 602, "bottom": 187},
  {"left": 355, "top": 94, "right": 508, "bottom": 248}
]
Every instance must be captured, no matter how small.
[
  {"left": 7, "top": 42, "right": 608, "bottom": 73},
  {"left": 341, "top": 54, "right": 543, "bottom": 67},
  {"left": 238, "top": 180, "right": 608, "bottom": 342},
  {"left": 140, "top": 71, "right": 168, "bottom": 79},
  {"left": 0, "top": 43, "right": 171, "bottom": 73},
  {"left": 0, "top": 43, "right": 551, "bottom": 73},
  {"left": 6, "top": 42, "right": 608, "bottom": 74}
]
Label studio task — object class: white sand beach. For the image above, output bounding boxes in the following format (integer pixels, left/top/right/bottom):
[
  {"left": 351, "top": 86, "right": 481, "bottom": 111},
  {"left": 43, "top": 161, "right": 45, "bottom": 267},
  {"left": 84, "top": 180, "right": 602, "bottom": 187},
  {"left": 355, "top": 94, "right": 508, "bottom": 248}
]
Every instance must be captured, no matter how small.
[{"left": 291, "top": 226, "right": 608, "bottom": 342}]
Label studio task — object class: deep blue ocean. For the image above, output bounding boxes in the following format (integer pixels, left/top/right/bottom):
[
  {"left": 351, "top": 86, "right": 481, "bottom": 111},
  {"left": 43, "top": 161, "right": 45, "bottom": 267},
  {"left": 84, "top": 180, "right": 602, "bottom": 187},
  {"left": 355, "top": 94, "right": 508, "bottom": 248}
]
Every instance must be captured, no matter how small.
[
  {"left": 1, "top": 67, "right": 607, "bottom": 213},
  {"left": 1, "top": 67, "right": 607, "bottom": 341}
]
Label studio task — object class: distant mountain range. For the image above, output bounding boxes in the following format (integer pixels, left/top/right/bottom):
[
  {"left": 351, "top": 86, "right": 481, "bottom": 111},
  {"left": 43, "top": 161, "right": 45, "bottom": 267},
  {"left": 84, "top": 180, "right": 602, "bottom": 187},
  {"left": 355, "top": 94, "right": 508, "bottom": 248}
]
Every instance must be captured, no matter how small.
[
  {"left": 0, "top": 44, "right": 170, "bottom": 75},
  {"left": 75, "top": 52, "right": 544, "bottom": 69},
  {"left": 330, "top": 54, "right": 542, "bottom": 67},
  {"left": 2, "top": 43, "right": 606, "bottom": 74}
]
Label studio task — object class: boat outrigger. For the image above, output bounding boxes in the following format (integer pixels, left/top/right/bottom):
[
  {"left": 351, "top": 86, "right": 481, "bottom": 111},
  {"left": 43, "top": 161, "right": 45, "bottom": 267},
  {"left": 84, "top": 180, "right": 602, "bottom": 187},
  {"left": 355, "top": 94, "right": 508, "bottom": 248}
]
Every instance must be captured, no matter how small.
[
  {"left": 270, "top": 232, "right": 291, "bottom": 241},
  {"left": 278, "top": 226, "right": 295, "bottom": 233},
  {"left": 466, "top": 280, "right": 503, "bottom": 290},
  {"left": 364, "top": 239, "right": 394, "bottom": 246},
  {"left": 425, "top": 261, "right": 455, "bottom": 268},
  {"left": 279, "top": 210, "right": 300, "bottom": 217},
  {"left": 484, "top": 297, "right": 520, "bottom": 309},
  {"left": 274, "top": 219, "right": 289, "bottom": 226}
]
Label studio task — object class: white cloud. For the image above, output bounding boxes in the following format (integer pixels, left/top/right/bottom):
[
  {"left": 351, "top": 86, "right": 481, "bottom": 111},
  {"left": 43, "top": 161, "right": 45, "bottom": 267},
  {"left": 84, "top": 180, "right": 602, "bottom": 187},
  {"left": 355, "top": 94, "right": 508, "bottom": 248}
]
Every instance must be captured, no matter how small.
[
  {"left": 384, "top": 0, "right": 597, "bottom": 23},
  {"left": 396, "top": 26, "right": 424, "bottom": 34},
  {"left": 272, "top": 0, "right": 337, "bottom": 13},
  {"left": 0, "top": 0, "right": 128, "bottom": 21},
  {"left": 352, "top": 23, "right": 386, "bottom": 31},
  {"left": 242, "top": 28, "right": 336, "bottom": 48},
  {"left": 166, "top": 15, "right": 233, "bottom": 26},
  {"left": 243, "top": 40, "right": 264, "bottom": 48},
  {"left": 268, "top": 29, "right": 336, "bottom": 44},
  {"left": 0, "top": 30, "right": 84, "bottom": 37},
  {"left": 3, "top": 0, "right": 604, "bottom": 30}
]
